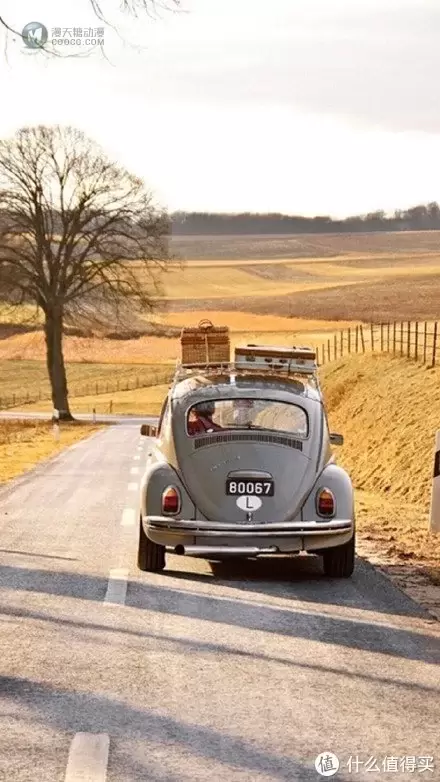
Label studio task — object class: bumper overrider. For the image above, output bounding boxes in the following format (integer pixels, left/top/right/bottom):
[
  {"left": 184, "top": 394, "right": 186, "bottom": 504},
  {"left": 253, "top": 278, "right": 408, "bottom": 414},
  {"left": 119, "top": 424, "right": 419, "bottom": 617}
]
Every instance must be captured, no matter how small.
[{"left": 143, "top": 516, "right": 354, "bottom": 557}]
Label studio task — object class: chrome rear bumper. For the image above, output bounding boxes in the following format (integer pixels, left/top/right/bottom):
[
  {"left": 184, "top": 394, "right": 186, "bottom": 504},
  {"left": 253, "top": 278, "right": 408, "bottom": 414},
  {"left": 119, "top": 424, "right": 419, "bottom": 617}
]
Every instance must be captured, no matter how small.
[{"left": 143, "top": 515, "right": 354, "bottom": 556}]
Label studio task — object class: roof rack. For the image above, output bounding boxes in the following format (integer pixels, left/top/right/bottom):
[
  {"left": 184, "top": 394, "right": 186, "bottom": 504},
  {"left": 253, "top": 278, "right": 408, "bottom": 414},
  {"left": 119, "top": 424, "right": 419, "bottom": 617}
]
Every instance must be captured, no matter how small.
[{"left": 171, "top": 344, "right": 320, "bottom": 390}]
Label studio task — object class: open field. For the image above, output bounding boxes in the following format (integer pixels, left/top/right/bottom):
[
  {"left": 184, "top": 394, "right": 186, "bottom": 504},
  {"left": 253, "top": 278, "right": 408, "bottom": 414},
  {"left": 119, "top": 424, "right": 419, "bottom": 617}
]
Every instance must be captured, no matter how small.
[
  {"left": 0, "top": 420, "right": 102, "bottom": 483},
  {"left": 13, "top": 383, "right": 171, "bottom": 416},
  {"left": 159, "top": 254, "right": 440, "bottom": 301},
  {"left": 0, "top": 359, "right": 174, "bottom": 408},
  {"left": 170, "top": 229, "right": 440, "bottom": 260},
  {"left": 0, "top": 231, "right": 439, "bottom": 403},
  {"left": 166, "top": 272, "right": 440, "bottom": 321}
]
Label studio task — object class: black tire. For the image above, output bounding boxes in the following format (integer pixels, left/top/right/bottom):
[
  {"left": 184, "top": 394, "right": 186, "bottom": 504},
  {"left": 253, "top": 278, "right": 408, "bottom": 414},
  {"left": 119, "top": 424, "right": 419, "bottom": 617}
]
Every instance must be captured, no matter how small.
[
  {"left": 322, "top": 532, "right": 355, "bottom": 578},
  {"left": 137, "top": 519, "right": 166, "bottom": 572}
]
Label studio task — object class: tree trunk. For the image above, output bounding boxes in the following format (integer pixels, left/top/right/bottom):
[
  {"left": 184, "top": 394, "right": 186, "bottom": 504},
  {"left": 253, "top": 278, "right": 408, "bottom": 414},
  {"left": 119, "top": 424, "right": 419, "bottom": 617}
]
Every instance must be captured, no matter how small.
[{"left": 44, "top": 309, "right": 73, "bottom": 421}]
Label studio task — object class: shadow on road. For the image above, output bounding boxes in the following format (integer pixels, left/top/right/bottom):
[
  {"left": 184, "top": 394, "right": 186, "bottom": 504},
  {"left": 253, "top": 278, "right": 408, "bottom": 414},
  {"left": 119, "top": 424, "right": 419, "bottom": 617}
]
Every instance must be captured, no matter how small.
[
  {"left": 0, "top": 559, "right": 438, "bottom": 665},
  {"left": 0, "top": 675, "right": 333, "bottom": 782},
  {"left": 0, "top": 602, "right": 439, "bottom": 697}
]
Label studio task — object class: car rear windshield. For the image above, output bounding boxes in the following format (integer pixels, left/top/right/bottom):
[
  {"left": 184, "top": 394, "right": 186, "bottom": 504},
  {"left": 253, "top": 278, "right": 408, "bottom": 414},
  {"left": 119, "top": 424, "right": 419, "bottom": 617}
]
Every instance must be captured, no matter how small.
[{"left": 186, "top": 398, "right": 308, "bottom": 437}]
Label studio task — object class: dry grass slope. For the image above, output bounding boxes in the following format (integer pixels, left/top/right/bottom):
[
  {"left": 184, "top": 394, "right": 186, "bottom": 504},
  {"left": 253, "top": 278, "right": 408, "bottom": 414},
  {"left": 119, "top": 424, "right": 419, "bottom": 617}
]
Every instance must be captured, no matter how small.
[
  {"left": 0, "top": 421, "right": 102, "bottom": 483},
  {"left": 320, "top": 354, "right": 440, "bottom": 573}
]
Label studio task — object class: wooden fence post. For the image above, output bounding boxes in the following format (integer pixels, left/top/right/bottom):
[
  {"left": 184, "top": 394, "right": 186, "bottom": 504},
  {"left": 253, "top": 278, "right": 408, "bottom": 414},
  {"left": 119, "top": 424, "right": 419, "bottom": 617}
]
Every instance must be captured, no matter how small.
[
  {"left": 392, "top": 321, "right": 396, "bottom": 354},
  {"left": 355, "top": 325, "right": 359, "bottom": 353},
  {"left": 432, "top": 322, "right": 438, "bottom": 367},
  {"left": 360, "top": 324, "right": 365, "bottom": 353},
  {"left": 348, "top": 328, "right": 351, "bottom": 353},
  {"left": 380, "top": 323, "right": 384, "bottom": 351},
  {"left": 321, "top": 344, "right": 325, "bottom": 365},
  {"left": 327, "top": 339, "right": 331, "bottom": 362},
  {"left": 423, "top": 322, "right": 428, "bottom": 364},
  {"left": 415, "top": 321, "right": 419, "bottom": 361},
  {"left": 407, "top": 321, "right": 411, "bottom": 358},
  {"left": 334, "top": 334, "right": 337, "bottom": 361},
  {"left": 387, "top": 322, "right": 390, "bottom": 352},
  {"left": 340, "top": 330, "right": 343, "bottom": 357},
  {"left": 370, "top": 323, "right": 374, "bottom": 351},
  {"left": 400, "top": 322, "right": 403, "bottom": 356}
]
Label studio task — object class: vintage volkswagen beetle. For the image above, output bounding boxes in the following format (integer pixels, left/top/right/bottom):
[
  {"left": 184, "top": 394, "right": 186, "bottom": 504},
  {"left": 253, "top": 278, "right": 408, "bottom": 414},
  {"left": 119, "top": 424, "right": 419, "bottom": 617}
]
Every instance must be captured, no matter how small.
[{"left": 138, "top": 346, "right": 355, "bottom": 578}]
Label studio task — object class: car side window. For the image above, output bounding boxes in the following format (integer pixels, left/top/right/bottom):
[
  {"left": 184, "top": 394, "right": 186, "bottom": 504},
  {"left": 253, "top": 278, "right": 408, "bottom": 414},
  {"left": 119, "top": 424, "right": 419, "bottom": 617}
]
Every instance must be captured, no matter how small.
[{"left": 157, "top": 396, "right": 169, "bottom": 436}]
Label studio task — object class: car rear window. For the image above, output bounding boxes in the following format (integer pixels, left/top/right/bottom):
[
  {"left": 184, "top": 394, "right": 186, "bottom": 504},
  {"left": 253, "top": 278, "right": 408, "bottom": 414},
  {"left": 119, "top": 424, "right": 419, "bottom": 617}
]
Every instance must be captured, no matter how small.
[{"left": 186, "top": 398, "right": 308, "bottom": 437}]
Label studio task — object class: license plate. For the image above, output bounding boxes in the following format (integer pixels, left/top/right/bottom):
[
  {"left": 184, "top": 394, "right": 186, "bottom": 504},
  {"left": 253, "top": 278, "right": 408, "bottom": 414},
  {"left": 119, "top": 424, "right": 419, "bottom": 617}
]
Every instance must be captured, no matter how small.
[{"left": 226, "top": 478, "right": 274, "bottom": 496}]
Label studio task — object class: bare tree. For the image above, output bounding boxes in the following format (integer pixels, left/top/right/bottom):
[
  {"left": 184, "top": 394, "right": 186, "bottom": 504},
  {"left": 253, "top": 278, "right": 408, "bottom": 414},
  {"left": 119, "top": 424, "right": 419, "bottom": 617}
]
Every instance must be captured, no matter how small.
[
  {"left": 0, "top": 1, "right": 182, "bottom": 57},
  {"left": 0, "top": 125, "right": 171, "bottom": 419}
]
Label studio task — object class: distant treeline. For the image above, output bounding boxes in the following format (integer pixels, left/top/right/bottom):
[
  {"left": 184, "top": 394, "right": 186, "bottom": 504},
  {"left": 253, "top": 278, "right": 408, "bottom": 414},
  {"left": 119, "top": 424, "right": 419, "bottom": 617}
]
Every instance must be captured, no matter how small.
[{"left": 171, "top": 203, "right": 440, "bottom": 235}]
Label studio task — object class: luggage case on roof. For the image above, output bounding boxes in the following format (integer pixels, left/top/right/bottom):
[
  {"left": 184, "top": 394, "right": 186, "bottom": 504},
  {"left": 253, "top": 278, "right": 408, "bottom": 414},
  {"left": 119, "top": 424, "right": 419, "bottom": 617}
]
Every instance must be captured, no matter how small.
[
  {"left": 180, "top": 319, "right": 230, "bottom": 367},
  {"left": 234, "top": 344, "right": 317, "bottom": 373}
]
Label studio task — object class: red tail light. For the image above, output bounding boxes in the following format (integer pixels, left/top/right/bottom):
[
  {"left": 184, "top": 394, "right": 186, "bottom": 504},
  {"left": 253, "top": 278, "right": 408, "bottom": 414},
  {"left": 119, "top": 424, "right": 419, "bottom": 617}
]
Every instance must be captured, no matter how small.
[
  {"left": 316, "top": 487, "right": 335, "bottom": 517},
  {"left": 162, "top": 486, "right": 180, "bottom": 515}
]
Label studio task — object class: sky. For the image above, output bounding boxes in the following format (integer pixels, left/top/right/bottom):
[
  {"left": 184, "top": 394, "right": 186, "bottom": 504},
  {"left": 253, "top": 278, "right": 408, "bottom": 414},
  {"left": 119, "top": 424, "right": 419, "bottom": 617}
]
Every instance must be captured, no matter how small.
[{"left": 0, "top": 0, "right": 439, "bottom": 217}]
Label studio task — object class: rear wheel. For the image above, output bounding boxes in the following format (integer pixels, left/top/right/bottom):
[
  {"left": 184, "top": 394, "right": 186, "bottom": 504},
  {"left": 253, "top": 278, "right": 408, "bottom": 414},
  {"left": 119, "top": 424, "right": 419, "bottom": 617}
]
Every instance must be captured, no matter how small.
[
  {"left": 137, "top": 519, "right": 166, "bottom": 572},
  {"left": 322, "top": 533, "right": 355, "bottom": 578}
]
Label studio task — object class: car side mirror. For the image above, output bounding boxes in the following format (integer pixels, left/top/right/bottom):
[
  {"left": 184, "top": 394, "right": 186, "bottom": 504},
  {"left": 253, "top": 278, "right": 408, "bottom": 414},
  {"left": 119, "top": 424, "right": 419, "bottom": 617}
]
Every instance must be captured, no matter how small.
[
  {"left": 140, "top": 424, "right": 157, "bottom": 437},
  {"left": 330, "top": 432, "right": 344, "bottom": 446}
]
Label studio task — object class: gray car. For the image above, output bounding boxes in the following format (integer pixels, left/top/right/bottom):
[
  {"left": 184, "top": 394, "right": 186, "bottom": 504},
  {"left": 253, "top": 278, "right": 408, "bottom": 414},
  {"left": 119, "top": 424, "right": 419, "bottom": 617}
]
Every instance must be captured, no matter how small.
[{"left": 138, "top": 349, "right": 355, "bottom": 578}]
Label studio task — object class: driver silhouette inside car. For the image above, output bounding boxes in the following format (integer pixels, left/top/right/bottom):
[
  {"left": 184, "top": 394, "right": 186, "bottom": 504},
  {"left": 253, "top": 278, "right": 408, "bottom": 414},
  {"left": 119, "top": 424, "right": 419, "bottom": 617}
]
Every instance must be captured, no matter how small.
[{"left": 187, "top": 401, "right": 223, "bottom": 435}]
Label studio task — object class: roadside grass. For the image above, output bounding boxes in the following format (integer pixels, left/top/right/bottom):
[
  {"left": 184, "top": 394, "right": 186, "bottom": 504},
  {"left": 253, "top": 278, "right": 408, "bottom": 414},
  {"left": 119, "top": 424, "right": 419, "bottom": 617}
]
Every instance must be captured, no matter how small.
[
  {"left": 0, "top": 420, "right": 103, "bottom": 483},
  {"left": 320, "top": 353, "right": 440, "bottom": 570}
]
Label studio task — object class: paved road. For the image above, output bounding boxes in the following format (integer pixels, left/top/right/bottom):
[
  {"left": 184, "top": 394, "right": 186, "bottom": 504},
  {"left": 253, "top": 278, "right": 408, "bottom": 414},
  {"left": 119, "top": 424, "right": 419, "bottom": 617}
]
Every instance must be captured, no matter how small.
[{"left": 0, "top": 423, "right": 439, "bottom": 781}]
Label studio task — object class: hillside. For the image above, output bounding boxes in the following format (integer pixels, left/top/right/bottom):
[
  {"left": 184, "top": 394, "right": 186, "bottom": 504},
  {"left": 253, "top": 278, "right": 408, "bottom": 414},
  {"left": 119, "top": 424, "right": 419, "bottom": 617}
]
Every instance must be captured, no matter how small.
[
  {"left": 320, "top": 354, "right": 440, "bottom": 609},
  {"left": 320, "top": 353, "right": 438, "bottom": 507}
]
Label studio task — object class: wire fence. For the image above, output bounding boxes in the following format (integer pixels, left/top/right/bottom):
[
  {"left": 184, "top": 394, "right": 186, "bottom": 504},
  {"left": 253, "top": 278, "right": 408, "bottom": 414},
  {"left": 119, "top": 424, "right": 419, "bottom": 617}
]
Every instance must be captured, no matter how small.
[
  {"left": 314, "top": 320, "right": 439, "bottom": 369},
  {"left": 0, "top": 366, "right": 175, "bottom": 411}
]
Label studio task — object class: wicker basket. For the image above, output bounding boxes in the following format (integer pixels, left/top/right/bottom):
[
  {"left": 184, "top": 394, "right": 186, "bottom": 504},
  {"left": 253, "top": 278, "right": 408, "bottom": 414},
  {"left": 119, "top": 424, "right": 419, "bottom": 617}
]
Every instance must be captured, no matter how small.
[{"left": 180, "top": 319, "right": 230, "bottom": 366}]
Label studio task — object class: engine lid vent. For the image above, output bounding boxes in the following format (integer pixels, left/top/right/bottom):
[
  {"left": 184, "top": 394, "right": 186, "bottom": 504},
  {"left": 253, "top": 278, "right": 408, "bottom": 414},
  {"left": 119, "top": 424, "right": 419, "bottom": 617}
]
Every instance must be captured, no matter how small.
[{"left": 193, "top": 431, "right": 303, "bottom": 450}]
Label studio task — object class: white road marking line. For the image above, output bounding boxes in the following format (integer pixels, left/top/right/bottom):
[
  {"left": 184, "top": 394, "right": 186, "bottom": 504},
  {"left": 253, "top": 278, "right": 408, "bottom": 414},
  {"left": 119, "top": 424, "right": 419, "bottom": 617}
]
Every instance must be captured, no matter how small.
[
  {"left": 64, "top": 732, "right": 110, "bottom": 781},
  {"left": 104, "top": 569, "right": 128, "bottom": 605},
  {"left": 121, "top": 508, "right": 136, "bottom": 526},
  {"left": 130, "top": 466, "right": 139, "bottom": 475},
  {"left": 127, "top": 482, "right": 138, "bottom": 491}
]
